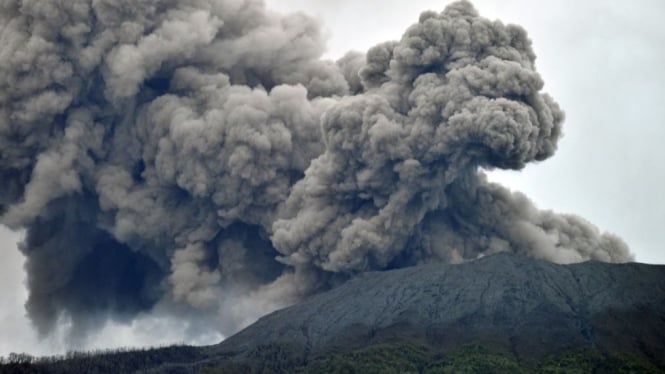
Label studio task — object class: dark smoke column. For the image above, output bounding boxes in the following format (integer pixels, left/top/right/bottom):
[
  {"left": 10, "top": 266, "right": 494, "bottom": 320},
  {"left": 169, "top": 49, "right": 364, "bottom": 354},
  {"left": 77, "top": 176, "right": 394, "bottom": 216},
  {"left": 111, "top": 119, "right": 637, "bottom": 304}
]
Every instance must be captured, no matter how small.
[{"left": 0, "top": 0, "right": 631, "bottom": 346}]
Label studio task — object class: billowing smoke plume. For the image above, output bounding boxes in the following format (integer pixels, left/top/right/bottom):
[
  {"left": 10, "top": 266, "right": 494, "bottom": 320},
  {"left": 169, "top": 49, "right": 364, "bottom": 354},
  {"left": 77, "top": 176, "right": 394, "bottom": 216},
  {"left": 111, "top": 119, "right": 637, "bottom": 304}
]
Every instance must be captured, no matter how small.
[{"left": 0, "top": 0, "right": 631, "bottom": 345}]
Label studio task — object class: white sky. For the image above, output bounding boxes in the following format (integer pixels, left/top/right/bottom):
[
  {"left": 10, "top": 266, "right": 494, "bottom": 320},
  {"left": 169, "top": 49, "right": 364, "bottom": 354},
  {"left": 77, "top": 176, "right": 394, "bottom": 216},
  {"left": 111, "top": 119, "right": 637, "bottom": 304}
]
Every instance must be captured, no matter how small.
[{"left": 1, "top": 0, "right": 664, "bottom": 357}]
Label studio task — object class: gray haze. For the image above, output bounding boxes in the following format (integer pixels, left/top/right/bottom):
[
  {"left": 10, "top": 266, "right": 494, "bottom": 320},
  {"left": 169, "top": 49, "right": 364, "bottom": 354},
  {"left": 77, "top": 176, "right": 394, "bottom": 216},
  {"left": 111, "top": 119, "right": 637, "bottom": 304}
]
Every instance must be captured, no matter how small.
[{"left": 0, "top": 0, "right": 636, "bottom": 353}]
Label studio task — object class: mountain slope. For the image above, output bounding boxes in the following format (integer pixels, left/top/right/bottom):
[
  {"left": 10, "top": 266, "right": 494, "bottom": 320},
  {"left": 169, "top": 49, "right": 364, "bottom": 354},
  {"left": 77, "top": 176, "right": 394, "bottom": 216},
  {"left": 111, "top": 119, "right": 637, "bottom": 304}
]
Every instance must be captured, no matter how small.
[{"left": 210, "top": 252, "right": 665, "bottom": 369}]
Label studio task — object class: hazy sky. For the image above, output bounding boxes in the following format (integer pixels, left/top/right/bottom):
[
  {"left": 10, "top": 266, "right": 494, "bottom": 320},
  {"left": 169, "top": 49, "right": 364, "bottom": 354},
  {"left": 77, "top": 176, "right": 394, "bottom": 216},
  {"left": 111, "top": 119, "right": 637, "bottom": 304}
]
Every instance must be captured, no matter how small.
[{"left": 1, "top": 0, "right": 663, "bottom": 357}]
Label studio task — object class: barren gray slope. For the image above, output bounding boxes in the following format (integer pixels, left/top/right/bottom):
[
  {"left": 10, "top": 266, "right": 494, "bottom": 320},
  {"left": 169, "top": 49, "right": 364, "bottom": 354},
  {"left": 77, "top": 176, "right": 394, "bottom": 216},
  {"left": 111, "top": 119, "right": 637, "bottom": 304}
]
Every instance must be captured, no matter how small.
[{"left": 214, "top": 252, "right": 665, "bottom": 361}]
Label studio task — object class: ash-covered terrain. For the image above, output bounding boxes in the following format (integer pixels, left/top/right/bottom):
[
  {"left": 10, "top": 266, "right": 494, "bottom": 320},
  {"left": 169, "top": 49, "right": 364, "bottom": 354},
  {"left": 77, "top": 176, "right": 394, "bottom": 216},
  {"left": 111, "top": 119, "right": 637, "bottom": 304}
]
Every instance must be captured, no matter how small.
[{"left": 207, "top": 252, "right": 665, "bottom": 371}]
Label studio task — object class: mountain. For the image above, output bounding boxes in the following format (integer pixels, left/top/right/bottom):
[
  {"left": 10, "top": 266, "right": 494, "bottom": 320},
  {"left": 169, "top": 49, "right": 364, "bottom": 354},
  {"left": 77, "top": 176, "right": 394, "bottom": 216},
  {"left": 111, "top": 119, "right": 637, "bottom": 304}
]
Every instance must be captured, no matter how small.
[
  {"left": 205, "top": 252, "right": 665, "bottom": 372},
  {"left": 3, "top": 253, "right": 665, "bottom": 373}
]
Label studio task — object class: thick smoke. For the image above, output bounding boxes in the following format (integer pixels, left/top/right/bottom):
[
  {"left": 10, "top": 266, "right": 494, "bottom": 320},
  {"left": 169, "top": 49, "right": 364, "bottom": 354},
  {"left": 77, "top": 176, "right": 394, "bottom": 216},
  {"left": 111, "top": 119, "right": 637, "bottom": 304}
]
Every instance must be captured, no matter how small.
[{"left": 0, "top": 0, "right": 632, "bottom": 345}]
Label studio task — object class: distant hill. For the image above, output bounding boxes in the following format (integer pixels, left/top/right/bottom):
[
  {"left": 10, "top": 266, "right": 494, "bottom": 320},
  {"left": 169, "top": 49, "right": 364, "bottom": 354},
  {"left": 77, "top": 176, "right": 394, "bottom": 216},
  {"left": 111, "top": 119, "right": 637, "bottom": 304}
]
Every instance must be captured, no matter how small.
[{"left": 3, "top": 253, "right": 665, "bottom": 373}]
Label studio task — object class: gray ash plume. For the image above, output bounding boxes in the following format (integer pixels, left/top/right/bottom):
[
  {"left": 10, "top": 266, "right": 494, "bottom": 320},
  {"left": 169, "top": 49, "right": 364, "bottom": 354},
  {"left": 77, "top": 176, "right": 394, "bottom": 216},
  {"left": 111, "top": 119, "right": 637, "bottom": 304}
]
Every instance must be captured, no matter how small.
[{"left": 0, "top": 0, "right": 631, "bottom": 345}]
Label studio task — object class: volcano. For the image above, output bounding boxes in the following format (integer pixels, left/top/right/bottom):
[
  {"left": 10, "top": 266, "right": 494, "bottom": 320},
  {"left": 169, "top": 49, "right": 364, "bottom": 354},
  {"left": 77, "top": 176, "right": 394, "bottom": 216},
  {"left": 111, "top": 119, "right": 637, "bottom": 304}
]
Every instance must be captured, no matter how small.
[{"left": 206, "top": 252, "right": 665, "bottom": 372}]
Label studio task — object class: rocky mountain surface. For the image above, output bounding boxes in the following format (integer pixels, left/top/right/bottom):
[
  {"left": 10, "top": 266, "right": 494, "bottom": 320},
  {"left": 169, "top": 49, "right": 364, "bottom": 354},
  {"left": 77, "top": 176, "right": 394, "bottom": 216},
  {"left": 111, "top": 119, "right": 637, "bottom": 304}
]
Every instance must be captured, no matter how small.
[{"left": 213, "top": 253, "right": 665, "bottom": 364}]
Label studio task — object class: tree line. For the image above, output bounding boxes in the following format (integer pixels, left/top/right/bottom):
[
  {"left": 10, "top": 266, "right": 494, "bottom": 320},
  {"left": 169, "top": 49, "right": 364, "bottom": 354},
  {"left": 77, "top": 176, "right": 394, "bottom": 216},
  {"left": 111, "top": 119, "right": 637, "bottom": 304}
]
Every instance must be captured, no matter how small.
[{"left": 0, "top": 344, "right": 203, "bottom": 373}]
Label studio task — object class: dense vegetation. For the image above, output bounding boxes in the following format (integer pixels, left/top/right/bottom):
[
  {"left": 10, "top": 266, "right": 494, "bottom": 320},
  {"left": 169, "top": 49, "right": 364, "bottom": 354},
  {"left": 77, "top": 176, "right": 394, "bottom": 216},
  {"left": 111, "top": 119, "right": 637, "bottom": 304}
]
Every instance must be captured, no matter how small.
[
  {"left": 0, "top": 345, "right": 203, "bottom": 373},
  {"left": 201, "top": 341, "right": 662, "bottom": 374},
  {"left": 1, "top": 341, "right": 661, "bottom": 373}
]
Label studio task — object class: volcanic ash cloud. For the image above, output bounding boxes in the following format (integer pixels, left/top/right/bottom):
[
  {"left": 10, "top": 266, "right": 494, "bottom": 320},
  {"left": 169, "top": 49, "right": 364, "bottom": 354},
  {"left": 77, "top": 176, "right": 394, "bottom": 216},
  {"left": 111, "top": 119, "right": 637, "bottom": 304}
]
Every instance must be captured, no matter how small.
[{"left": 0, "top": 0, "right": 632, "bottom": 344}]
